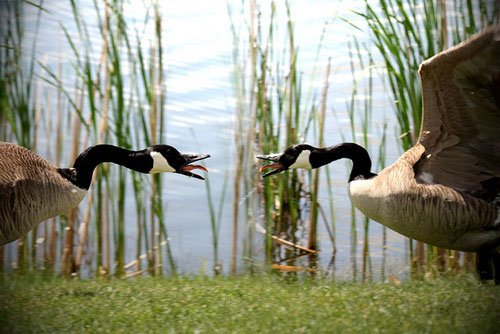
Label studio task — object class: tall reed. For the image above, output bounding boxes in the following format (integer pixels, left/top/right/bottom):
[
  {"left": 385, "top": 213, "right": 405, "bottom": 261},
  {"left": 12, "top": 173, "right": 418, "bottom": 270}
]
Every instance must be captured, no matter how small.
[
  {"left": 205, "top": 170, "right": 229, "bottom": 275},
  {"left": 344, "top": 37, "right": 386, "bottom": 281}
]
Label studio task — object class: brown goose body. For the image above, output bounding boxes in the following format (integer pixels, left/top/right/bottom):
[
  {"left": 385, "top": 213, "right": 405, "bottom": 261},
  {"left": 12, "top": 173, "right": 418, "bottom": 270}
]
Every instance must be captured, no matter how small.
[
  {"left": 349, "top": 144, "right": 499, "bottom": 252},
  {"left": 0, "top": 142, "right": 86, "bottom": 245}
]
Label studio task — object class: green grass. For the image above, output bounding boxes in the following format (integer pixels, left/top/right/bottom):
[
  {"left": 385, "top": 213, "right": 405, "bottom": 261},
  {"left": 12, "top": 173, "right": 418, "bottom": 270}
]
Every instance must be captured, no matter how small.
[{"left": 1, "top": 275, "right": 498, "bottom": 333}]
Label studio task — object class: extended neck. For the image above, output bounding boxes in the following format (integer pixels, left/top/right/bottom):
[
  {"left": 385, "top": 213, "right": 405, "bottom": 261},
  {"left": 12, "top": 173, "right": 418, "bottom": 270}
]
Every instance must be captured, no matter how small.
[
  {"left": 319, "top": 143, "right": 376, "bottom": 182},
  {"left": 59, "top": 145, "right": 153, "bottom": 189}
]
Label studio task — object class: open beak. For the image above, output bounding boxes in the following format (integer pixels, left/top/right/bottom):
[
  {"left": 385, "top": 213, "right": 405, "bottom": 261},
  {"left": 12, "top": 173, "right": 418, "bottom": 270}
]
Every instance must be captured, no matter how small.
[
  {"left": 257, "top": 153, "right": 286, "bottom": 177},
  {"left": 179, "top": 153, "right": 210, "bottom": 180}
]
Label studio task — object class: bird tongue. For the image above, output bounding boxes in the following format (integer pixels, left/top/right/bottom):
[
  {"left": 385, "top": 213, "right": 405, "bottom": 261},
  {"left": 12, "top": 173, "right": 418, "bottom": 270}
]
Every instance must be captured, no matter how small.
[
  {"left": 182, "top": 164, "right": 208, "bottom": 172},
  {"left": 259, "top": 163, "right": 281, "bottom": 173}
]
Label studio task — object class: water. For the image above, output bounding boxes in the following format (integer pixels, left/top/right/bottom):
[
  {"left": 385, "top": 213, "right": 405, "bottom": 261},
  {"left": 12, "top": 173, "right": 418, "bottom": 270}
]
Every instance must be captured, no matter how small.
[{"left": 6, "top": 0, "right": 409, "bottom": 279}]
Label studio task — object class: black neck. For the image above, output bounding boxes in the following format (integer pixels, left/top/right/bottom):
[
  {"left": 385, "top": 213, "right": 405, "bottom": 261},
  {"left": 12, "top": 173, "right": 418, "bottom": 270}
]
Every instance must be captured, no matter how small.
[
  {"left": 58, "top": 145, "right": 153, "bottom": 189},
  {"left": 314, "top": 143, "right": 376, "bottom": 182}
]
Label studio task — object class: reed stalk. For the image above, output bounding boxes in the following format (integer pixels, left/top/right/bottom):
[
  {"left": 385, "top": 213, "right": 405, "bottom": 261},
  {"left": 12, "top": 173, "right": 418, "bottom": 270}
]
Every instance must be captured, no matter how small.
[
  {"left": 307, "top": 58, "right": 331, "bottom": 271},
  {"left": 205, "top": 170, "right": 229, "bottom": 274}
]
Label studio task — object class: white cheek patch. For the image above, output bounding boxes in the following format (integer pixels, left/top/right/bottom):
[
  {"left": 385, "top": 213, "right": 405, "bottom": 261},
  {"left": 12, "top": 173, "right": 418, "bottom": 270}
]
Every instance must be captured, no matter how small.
[
  {"left": 150, "top": 151, "right": 175, "bottom": 174},
  {"left": 289, "top": 150, "right": 312, "bottom": 169}
]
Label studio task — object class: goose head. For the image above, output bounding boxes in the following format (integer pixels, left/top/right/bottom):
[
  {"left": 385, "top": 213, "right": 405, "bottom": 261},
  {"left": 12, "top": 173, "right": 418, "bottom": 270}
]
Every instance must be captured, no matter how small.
[
  {"left": 258, "top": 142, "right": 375, "bottom": 181},
  {"left": 149, "top": 145, "right": 210, "bottom": 179},
  {"left": 257, "top": 144, "right": 320, "bottom": 177}
]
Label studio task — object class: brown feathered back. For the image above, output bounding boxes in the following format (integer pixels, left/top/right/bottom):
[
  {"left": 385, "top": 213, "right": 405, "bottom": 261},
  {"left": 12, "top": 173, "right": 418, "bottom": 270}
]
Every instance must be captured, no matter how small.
[
  {"left": 416, "top": 25, "right": 500, "bottom": 201},
  {"left": 0, "top": 142, "right": 86, "bottom": 245}
]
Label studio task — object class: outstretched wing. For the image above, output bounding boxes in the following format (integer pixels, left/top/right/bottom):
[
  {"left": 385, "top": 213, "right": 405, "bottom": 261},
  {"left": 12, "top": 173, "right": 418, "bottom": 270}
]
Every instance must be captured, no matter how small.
[{"left": 415, "top": 25, "right": 500, "bottom": 201}]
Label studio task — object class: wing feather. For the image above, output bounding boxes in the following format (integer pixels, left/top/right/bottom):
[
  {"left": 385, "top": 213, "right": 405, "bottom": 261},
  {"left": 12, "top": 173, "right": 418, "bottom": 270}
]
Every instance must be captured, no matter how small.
[{"left": 416, "top": 25, "right": 500, "bottom": 201}]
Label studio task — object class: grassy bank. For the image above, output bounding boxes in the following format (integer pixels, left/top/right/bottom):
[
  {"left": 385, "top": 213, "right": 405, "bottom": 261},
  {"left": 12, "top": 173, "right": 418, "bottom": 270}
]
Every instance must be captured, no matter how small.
[{"left": 1, "top": 275, "right": 498, "bottom": 333}]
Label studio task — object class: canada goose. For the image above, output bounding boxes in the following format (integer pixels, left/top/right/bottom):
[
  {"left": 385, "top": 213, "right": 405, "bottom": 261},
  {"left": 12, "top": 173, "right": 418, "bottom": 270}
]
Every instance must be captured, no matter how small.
[
  {"left": 258, "top": 26, "right": 500, "bottom": 283},
  {"left": 0, "top": 142, "right": 210, "bottom": 246}
]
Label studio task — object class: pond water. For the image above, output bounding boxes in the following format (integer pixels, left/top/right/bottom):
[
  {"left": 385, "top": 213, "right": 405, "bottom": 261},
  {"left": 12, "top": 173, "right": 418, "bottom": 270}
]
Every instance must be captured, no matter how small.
[{"left": 5, "top": 0, "right": 411, "bottom": 279}]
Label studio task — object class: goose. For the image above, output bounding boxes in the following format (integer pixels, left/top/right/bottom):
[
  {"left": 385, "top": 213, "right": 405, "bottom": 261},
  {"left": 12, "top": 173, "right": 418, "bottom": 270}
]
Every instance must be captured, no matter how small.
[
  {"left": 258, "top": 25, "right": 500, "bottom": 283},
  {"left": 0, "top": 142, "right": 210, "bottom": 246}
]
